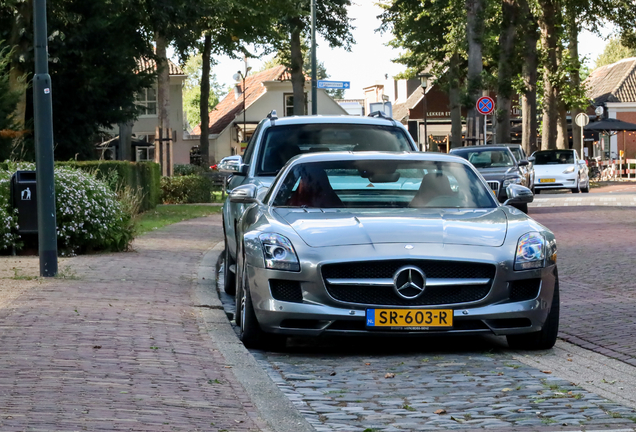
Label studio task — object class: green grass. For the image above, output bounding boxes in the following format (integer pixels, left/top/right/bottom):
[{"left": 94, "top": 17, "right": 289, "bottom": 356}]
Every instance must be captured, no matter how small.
[{"left": 136, "top": 205, "right": 222, "bottom": 235}]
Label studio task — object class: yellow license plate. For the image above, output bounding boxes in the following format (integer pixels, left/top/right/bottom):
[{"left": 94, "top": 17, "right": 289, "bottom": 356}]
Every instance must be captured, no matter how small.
[
  {"left": 366, "top": 309, "right": 453, "bottom": 328},
  {"left": 540, "top": 178, "right": 555, "bottom": 183}
]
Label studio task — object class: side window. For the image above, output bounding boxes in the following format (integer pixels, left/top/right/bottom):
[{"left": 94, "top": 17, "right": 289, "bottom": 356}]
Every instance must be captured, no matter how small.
[
  {"left": 284, "top": 93, "right": 308, "bottom": 116},
  {"left": 242, "top": 121, "right": 264, "bottom": 166}
]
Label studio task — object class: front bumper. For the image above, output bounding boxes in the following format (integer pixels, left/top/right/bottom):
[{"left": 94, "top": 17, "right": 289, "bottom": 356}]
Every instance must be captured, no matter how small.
[
  {"left": 245, "top": 244, "right": 557, "bottom": 338},
  {"left": 534, "top": 173, "right": 577, "bottom": 190}
]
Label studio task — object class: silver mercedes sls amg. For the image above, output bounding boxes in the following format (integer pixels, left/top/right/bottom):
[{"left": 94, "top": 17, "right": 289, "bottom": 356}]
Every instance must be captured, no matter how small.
[{"left": 229, "top": 152, "right": 559, "bottom": 350}]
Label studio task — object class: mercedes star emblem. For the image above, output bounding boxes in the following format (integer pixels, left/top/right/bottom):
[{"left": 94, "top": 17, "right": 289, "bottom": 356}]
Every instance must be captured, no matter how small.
[{"left": 393, "top": 266, "right": 426, "bottom": 300}]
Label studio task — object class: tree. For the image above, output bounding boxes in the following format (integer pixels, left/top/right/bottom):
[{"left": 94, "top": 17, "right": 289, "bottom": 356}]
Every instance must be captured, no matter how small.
[
  {"left": 0, "top": 0, "right": 157, "bottom": 160},
  {"left": 259, "top": 46, "right": 345, "bottom": 99},
  {"left": 182, "top": 53, "right": 224, "bottom": 131},
  {"left": 0, "top": 41, "right": 23, "bottom": 161},
  {"left": 595, "top": 38, "right": 636, "bottom": 69},
  {"left": 272, "top": 0, "right": 354, "bottom": 115}
]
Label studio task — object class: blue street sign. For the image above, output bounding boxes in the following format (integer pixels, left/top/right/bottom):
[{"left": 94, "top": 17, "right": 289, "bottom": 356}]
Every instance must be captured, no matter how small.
[{"left": 317, "top": 80, "right": 350, "bottom": 90}]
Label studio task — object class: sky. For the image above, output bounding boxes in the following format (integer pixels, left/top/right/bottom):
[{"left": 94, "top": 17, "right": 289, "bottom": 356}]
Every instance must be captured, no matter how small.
[{"left": 209, "top": 2, "right": 617, "bottom": 100}]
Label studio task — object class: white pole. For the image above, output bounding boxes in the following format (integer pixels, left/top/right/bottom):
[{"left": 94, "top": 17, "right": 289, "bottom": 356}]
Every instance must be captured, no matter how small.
[{"left": 484, "top": 115, "right": 487, "bottom": 145}]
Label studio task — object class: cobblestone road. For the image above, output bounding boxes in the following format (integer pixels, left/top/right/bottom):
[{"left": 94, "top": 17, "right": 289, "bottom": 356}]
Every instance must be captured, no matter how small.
[
  {"left": 218, "top": 191, "right": 636, "bottom": 431},
  {"left": 0, "top": 216, "right": 266, "bottom": 431},
  {"left": 531, "top": 205, "right": 636, "bottom": 366}
]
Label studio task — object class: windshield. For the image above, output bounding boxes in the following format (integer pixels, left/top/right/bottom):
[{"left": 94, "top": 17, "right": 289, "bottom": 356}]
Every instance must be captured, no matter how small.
[
  {"left": 510, "top": 148, "right": 524, "bottom": 163},
  {"left": 451, "top": 149, "right": 515, "bottom": 168},
  {"left": 256, "top": 124, "right": 412, "bottom": 176},
  {"left": 533, "top": 150, "right": 575, "bottom": 165},
  {"left": 272, "top": 160, "right": 497, "bottom": 209}
]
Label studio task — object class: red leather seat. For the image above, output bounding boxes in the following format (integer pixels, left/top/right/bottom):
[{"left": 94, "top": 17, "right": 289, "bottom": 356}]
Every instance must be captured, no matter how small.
[{"left": 287, "top": 166, "right": 343, "bottom": 208}]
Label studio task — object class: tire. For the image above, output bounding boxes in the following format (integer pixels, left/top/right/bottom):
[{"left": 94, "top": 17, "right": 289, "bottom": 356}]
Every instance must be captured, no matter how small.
[
  {"left": 581, "top": 182, "right": 590, "bottom": 193},
  {"left": 223, "top": 243, "right": 236, "bottom": 295},
  {"left": 238, "top": 260, "right": 286, "bottom": 350},
  {"left": 507, "top": 270, "right": 560, "bottom": 350},
  {"left": 571, "top": 181, "right": 580, "bottom": 193}
]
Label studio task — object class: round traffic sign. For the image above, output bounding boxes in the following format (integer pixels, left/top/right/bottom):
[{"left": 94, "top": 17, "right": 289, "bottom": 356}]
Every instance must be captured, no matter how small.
[
  {"left": 575, "top": 112, "right": 589, "bottom": 127},
  {"left": 476, "top": 96, "right": 495, "bottom": 115}
]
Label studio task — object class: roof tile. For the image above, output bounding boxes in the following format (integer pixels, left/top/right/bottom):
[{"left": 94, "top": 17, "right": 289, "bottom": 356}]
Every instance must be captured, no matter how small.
[{"left": 586, "top": 58, "right": 636, "bottom": 104}]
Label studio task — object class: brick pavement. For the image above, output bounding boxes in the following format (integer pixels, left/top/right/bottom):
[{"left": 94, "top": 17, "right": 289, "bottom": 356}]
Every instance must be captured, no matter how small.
[
  {"left": 0, "top": 215, "right": 267, "bottom": 431},
  {"left": 531, "top": 206, "right": 636, "bottom": 367}
]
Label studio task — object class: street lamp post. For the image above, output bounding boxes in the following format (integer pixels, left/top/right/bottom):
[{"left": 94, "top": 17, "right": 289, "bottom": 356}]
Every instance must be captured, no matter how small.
[
  {"left": 33, "top": 0, "right": 58, "bottom": 276},
  {"left": 418, "top": 72, "right": 432, "bottom": 152}
]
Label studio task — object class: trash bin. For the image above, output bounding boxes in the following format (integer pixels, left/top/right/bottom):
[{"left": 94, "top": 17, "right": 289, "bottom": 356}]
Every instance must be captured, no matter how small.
[{"left": 11, "top": 171, "right": 38, "bottom": 234}]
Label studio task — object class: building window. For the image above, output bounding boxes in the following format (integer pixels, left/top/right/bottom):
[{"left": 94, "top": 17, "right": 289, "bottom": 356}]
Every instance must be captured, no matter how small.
[
  {"left": 137, "top": 87, "right": 157, "bottom": 115},
  {"left": 136, "top": 146, "right": 155, "bottom": 162},
  {"left": 284, "top": 93, "right": 308, "bottom": 116}
]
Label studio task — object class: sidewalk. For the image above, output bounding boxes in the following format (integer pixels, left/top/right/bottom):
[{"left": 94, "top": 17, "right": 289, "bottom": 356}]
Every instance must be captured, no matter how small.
[{"left": 0, "top": 215, "right": 309, "bottom": 431}]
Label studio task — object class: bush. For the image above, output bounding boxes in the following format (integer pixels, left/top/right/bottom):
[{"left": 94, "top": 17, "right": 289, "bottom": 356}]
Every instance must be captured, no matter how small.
[
  {"left": 0, "top": 171, "right": 20, "bottom": 250},
  {"left": 161, "top": 175, "right": 213, "bottom": 204},
  {"left": 174, "top": 164, "right": 208, "bottom": 176},
  {"left": 56, "top": 161, "right": 161, "bottom": 212},
  {"left": 0, "top": 162, "right": 135, "bottom": 254}
]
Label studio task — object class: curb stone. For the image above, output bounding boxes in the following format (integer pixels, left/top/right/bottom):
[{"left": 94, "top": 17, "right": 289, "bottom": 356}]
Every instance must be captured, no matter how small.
[{"left": 195, "top": 242, "right": 315, "bottom": 432}]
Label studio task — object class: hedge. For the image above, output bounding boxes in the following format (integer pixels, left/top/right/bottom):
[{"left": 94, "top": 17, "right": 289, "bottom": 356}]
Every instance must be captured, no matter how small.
[
  {"left": 161, "top": 175, "right": 213, "bottom": 204},
  {"left": 55, "top": 161, "right": 160, "bottom": 212}
]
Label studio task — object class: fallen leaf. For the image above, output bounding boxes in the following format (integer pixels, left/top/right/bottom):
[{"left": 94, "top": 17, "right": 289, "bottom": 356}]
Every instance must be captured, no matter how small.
[
  {"left": 225, "top": 366, "right": 232, "bottom": 369},
  {"left": 434, "top": 409, "right": 446, "bottom": 415},
  {"left": 385, "top": 373, "right": 395, "bottom": 379},
  {"left": 234, "top": 420, "right": 243, "bottom": 423},
  {"left": 541, "top": 370, "right": 552, "bottom": 374},
  {"left": 567, "top": 358, "right": 573, "bottom": 362},
  {"left": 365, "top": 363, "right": 371, "bottom": 366},
  {"left": 450, "top": 416, "right": 463, "bottom": 422},
  {"left": 517, "top": 409, "right": 525, "bottom": 412},
  {"left": 497, "top": 372, "right": 504, "bottom": 376},
  {"left": 93, "top": 345, "right": 102, "bottom": 349},
  {"left": 329, "top": 371, "right": 337, "bottom": 376},
  {"left": 502, "top": 388, "right": 513, "bottom": 392}
]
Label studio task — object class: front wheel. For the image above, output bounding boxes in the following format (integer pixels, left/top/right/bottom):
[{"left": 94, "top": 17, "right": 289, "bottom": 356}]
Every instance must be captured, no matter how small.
[
  {"left": 507, "top": 270, "right": 560, "bottom": 350},
  {"left": 238, "top": 261, "right": 286, "bottom": 350}
]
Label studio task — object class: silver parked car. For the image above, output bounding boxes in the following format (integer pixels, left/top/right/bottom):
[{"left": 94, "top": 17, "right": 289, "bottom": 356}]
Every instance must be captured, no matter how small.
[{"left": 230, "top": 152, "right": 559, "bottom": 351}]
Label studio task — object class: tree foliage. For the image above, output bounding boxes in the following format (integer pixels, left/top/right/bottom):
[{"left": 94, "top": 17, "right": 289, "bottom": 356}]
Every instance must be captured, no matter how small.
[
  {"left": 595, "top": 37, "right": 636, "bottom": 69},
  {"left": 182, "top": 54, "right": 224, "bottom": 132},
  {"left": 0, "top": 42, "right": 22, "bottom": 161}
]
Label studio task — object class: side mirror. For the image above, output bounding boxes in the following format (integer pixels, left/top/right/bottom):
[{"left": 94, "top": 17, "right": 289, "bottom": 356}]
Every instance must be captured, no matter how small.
[
  {"left": 518, "top": 160, "right": 529, "bottom": 167},
  {"left": 579, "top": 159, "right": 586, "bottom": 165},
  {"left": 527, "top": 156, "right": 535, "bottom": 162},
  {"left": 229, "top": 184, "right": 259, "bottom": 204},
  {"left": 218, "top": 155, "right": 248, "bottom": 175},
  {"left": 503, "top": 184, "right": 534, "bottom": 206}
]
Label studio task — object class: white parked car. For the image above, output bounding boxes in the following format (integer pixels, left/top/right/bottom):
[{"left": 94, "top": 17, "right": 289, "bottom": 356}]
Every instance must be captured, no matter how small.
[{"left": 531, "top": 149, "right": 589, "bottom": 193}]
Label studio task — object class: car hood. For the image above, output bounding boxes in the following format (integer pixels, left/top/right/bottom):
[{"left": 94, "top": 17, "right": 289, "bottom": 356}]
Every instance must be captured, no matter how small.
[
  {"left": 477, "top": 166, "right": 519, "bottom": 180},
  {"left": 273, "top": 207, "right": 508, "bottom": 247}
]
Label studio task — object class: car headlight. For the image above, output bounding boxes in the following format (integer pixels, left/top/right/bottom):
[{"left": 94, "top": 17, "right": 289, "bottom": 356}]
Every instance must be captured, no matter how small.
[
  {"left": 259, "top": 233, "right": 300, "bottom": 271},
  {"left": 503, "top": 176, "right": 523, "bottom": 187},
  {"left": 563, "top": 166, "right": 575, "bottom": 174},
  {"left": 514, "top": 232, "right": 545, "bottom": 270}
]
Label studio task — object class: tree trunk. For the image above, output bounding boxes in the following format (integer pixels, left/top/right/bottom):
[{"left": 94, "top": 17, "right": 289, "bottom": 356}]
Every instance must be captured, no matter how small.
[
  {"left": 290, "top": 20, "right": 306, "bottom": 115},
  {"left": 537, "top": 0, "right": 559, "bottom": 150},
  {"left": 520, "top": 0, "right": 539, "bottom": 155},
  {"left": 9, "top": 0, "right": 32, "bottom": 132},
  {"left": 568, "top": 8, "right": 582, "bottom": 158},
  {"left": 199, "top": 33, "right": 212, "bottom": 167},
  {"left": 496, "top": 0, "right": 518, "bottom": 145},
  {"left": 155, "top": 32, "right": 170, "bottom": 133},
  {"left": 466, "top": 0, "right": 484, "bottom": 145},
  {"left": 556, "top": 44, "right": 568, "bottom": 150},
  {"left": 449, "top": 52, "right": 463, "bottom": 149}
]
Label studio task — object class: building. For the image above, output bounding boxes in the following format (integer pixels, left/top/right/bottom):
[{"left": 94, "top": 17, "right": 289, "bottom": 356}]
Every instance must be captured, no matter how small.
[
  {"left": 585, "top": 57, "right": 636, "bottom": 160},
  {"left": 190, "top": 66, "right": 349, "bottom": 162},
  {"left": 97, "top": 58, "right": 188, "bottom": 164}
]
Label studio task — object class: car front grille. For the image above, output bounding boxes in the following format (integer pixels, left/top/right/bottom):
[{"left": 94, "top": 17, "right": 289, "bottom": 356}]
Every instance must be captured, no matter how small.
[
  {"left": 487, "top": 181, "right": 500, "bottom": 194},
  {"left": 321, "top": 260, "right": 496, "bottom": 306}
]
